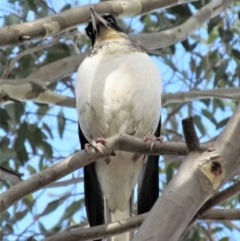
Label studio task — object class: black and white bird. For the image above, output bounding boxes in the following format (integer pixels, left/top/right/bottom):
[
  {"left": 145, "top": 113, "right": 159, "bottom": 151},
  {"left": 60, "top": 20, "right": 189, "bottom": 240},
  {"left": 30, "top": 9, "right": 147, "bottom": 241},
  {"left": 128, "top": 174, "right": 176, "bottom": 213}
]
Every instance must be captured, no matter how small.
[{"left": 76, "top": 9, "right": 162, "bottom": 241}]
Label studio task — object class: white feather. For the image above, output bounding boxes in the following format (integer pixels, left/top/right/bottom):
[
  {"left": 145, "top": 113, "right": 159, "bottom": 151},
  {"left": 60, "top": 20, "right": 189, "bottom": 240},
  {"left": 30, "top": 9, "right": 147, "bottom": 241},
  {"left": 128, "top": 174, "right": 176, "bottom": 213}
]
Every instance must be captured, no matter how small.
[{"left": 76, "top": 41, "right": 162, "bottom": 241}]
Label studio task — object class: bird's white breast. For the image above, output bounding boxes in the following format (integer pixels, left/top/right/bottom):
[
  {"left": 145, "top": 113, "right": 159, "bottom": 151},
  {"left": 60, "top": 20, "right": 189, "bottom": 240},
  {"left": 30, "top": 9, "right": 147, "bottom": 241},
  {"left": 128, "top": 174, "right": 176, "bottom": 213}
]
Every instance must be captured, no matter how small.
[
  {"left": 76, "top": 47, "right": 162, "bottom": 212},
  {"left": 76, "top": 51, "right": 161, "bottom": 140}
]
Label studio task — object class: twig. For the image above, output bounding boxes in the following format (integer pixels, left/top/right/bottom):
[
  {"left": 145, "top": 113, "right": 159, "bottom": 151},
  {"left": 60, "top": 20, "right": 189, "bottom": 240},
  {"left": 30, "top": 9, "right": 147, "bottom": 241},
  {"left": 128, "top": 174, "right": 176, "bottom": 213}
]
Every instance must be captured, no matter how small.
[
  {"left": 199, "top": 181, "right": 240, "bottom": 214},
  {"left": 182, "top": 116, "right": 200, "bottom": 152}
]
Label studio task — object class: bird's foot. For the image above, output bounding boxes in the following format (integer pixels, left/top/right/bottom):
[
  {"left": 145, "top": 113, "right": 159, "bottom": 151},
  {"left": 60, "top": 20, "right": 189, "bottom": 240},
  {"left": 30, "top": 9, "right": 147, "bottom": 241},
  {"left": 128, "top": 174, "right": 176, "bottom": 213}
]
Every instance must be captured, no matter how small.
[
  {"left": 84, "top": 138, "right": 114, "bottom": 165},
  {"left": 84, "top": 138, "right": 108, "bottom": 155},
  {"left": 143, "top": 136, "right": 164, "bottom": 151}
]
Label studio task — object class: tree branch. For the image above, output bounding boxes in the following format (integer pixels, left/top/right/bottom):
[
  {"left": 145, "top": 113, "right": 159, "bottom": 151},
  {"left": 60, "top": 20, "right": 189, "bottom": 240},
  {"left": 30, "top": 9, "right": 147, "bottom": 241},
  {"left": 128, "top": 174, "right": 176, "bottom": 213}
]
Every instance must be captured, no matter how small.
[
  {"left": 199, "top": 181, "right": 240, "bottom": 214},
  {"left": 133, "top": 101, "right": 240, "bottom": 241},
  {"left": 0, "top": 166, "right": 22, "bottom": 184},
  {"left": 199, "top": 209, "right": 240, "bottom": 221},
  {"left": 0, "top": 0, "right": 197, "bottom": 47},
  {"left": 0, "top": 82, "right": 75, "bottom": 107},
  {"left": 42, "top": 208, "right": 240, "bottom": 241},
  {"left": 181, "top": 180, "right": 240, "bottom": 238},
  {"left": 162, "top": 87, "right": 240, "bottom": 106},
  {"left": 0, "top": 134, "right": 209, "bottom": 214}
]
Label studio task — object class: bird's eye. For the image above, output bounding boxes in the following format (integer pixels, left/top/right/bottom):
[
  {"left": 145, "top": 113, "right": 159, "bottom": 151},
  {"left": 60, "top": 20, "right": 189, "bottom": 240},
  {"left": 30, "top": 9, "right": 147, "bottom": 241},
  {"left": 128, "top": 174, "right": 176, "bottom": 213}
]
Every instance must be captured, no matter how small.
[{"left": 107, "top": 17, "right": 114, "bottom": 24}]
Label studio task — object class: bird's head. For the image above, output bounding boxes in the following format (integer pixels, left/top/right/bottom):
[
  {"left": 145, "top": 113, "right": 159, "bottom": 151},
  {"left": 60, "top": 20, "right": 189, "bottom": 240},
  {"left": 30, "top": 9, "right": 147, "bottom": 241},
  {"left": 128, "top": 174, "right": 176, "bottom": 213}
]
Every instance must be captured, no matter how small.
[{"left": 85, "top": 8, "right": 124, "bottom": 47}]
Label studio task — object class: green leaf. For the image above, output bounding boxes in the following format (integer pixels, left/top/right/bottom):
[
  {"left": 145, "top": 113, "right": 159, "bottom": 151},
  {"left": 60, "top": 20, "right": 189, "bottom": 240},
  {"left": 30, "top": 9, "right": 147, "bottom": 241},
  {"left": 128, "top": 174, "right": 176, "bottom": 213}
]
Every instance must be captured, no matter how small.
[
  {"left": 195, "top": 60, "right": 204, "bottom": 80},
  {"left": 214, "top": 99, "right": 225, "bottom": 112},
  {"left": 5, "top": 103, "right": 24, "bottom": 123},
  {"left": 16, "top": 146, "right": 29, "bottom": 163},
  {"left": 27, "top": 165, "right": 37, "bottom": 175},
  {"left": 208, "top": 15, "right": 221, "bottom": 33},
  {"left": 216, "top": 117, "right": 229, "bottom": 129},
  {"left": 232, "top": 49, "right": 240, "bottom": 61},
  {"left": 201, "top": 109, "right": 217, "bottom": 125},
  {"left": 58, "top": 200, "right": 84, "bottom": 224},
  {"left": 182, "top": 40, "right": 198, "bottom": 52},
  {"left": 3, "top": 223, "right": 14, "bottom": 234},
  {"left": 200, "top": 99, "right": 211, "bottom": 108},
  {"left": 14, "top": 122, "right": 28, "bottom": 151},
  {"left": 15, "top": 209, "right": 28, "bottom": 221},
  {"left": 36, "top": 103, "right": 50, "bottom": 121},
  {"left": 38, "top": 221, "right": 47, "bottom": 233},
  {"left": 165, "top": 163, "right": 175, "bottom": 183},
  {"left": 42, "top": 123, "right": 53, "bottom": 139},
  {"left": 0, "top": 108, "right": 11, "bottom": 132},
  {"left": 27, "top": 0, "right": 38, "bottom": 12},
  {"left": 208, "top": 31, "right": 219, "bottom": 44},
  {"left": 22, "top": 195, "right": 35, "bottom": 210},
  {"left": 193, "top": 115, "right": 205, "bottom": 135},
  {"left": 218, "top": 27, "right": 233, "bottom": 43},
  {"left": 41, "top": 141, "right": 53, "bottom": 158},
  {"left": 219, "top": 238, "right": 230, "bottom": 241},
  {"left": 40, "top": 198, "right": 65, "bottom": 217},
  {"left": 214, "top": 61, "right": 228, "bottom": 86},
  {"left": 58, "top": 110, "right": 66, "bottom": 138}
]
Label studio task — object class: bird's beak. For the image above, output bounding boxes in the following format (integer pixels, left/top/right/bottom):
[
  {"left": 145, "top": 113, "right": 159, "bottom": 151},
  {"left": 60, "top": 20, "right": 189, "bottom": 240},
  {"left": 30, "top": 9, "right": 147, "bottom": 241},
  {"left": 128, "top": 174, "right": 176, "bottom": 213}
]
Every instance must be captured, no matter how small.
[{"left": 90, "top": 8, "right": 110, "bottom": 33}]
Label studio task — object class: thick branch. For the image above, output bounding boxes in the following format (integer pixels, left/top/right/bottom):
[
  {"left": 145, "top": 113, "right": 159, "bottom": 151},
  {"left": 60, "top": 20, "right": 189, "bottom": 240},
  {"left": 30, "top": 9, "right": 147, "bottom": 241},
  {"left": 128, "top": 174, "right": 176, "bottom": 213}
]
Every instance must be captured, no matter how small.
[
  {"left": 0, "top": 135, "right": 209, "bottom": 214},
  {"left": 0, "top": 83, "right": 75, "bottom": 107},
  {"left": 133, "top": 101, "right": 240, "bottom": 241},
  {"left": 0, "top": 0, "right": 197, "bottom": 47}
]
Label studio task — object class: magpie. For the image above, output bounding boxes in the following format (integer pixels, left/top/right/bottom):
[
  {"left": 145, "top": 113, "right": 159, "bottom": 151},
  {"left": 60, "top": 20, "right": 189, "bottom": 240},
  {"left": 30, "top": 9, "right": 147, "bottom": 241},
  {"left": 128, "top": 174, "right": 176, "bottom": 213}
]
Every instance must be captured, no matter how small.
[{"left": 76, "top": 9, "right": 162, "bottom": 241}]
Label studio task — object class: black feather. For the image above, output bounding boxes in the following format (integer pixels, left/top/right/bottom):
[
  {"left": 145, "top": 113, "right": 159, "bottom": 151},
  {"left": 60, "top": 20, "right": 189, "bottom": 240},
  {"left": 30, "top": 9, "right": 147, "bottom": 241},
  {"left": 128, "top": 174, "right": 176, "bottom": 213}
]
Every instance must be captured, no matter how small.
[
  {"left": 78, "top": 124, "right": 104, "bottom": 241},
  {"left": 137, "top": 118, "right": 161, "bottom": 214}
]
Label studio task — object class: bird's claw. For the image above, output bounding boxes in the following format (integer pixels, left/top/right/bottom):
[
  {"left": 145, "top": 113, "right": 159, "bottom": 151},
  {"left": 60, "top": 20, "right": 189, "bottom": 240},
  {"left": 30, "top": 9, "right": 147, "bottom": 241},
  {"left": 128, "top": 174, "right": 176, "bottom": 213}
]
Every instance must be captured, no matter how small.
[
  {"left": 84, "top": 138, "right": 114, "bottom": 165},
  {"left": 84, "top": 138, "right": 108, "bottom": 155},
  {"left": 143, "top": 136, "right": 164, "bottom": 151}
]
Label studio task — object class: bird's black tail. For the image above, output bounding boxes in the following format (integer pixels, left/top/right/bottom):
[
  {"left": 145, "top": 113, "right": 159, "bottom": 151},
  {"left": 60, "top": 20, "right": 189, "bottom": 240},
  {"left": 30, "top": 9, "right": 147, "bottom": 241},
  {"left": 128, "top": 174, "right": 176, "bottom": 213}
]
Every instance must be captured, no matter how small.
[{"left": 78, "top": 124, "right": 104, "bottom": 241}]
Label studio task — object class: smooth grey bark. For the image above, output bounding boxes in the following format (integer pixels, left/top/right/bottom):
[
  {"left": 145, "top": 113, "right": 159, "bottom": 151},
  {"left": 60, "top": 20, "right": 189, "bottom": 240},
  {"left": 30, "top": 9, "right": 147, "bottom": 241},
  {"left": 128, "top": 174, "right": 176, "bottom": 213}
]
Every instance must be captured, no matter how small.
[{"left": 133, "top": 104, "right": 240, "bottom": 241}]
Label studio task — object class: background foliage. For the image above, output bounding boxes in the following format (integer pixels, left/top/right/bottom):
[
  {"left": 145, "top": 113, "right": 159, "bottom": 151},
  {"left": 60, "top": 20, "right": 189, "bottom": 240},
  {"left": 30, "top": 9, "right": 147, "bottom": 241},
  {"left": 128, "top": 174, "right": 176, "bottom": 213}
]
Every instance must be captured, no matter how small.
[{"left": 0, "top": 0, "right": 239, "bottom": 240}]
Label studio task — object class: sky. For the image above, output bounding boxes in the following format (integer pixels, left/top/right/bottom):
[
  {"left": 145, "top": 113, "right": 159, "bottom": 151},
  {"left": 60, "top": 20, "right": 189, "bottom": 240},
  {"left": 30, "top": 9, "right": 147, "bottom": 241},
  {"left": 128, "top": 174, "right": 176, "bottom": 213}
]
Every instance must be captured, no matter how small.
[{"left": 0, "top": 0, "right": 239, "bottom": 241}]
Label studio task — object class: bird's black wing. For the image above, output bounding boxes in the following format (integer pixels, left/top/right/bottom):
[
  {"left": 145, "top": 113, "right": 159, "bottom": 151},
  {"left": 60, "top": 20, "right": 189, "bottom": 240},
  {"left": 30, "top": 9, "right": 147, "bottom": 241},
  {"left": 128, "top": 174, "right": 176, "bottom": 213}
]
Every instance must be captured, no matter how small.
[
  {"left": 78, "top": 124, "right": 104, "bottom": 231},
  {"left": 137, "top": 118, "right": 161, "bottom": 214}
]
